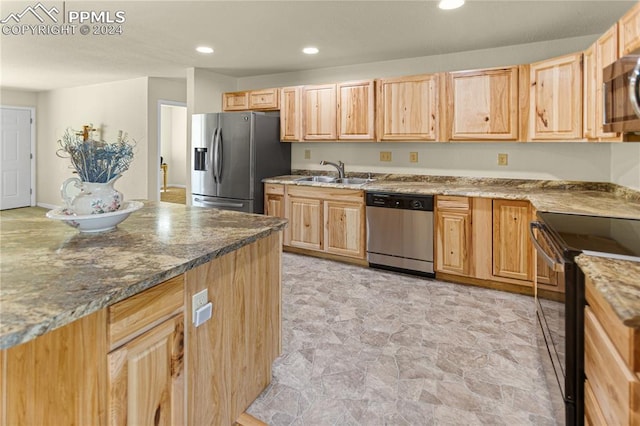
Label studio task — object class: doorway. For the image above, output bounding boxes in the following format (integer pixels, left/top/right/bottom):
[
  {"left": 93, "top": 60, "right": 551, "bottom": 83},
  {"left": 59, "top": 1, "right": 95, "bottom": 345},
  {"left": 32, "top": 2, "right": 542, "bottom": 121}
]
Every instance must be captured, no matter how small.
[
  {"left": 1, "top": 107, "right": 34, "bottom": 210},
  {"left": 158, "top": 102, "right": 187, "bottom": 204}
]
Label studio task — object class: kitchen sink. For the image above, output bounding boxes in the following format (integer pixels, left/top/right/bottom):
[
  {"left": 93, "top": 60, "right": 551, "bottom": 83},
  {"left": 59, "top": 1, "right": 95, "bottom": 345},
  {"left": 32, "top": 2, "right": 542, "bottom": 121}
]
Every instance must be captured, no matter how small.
[
  {"left": 335, "top": 177, "right": 375, "bottom": 185},
  {"left": 295, "top": 176, "right": 337, "bottom": 183}
]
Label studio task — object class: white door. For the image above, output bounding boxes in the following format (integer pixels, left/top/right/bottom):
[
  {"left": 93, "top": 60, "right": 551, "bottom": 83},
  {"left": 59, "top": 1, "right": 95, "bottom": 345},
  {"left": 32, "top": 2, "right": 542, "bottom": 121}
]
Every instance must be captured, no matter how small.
[{"left": 1, "top": 108, "right": 32, "bottom": 210}]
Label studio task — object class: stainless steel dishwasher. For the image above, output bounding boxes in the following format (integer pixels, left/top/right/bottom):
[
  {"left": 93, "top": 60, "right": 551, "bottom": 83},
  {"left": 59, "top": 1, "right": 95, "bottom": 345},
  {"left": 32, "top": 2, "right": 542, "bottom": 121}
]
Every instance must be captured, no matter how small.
[{"left": 366, "top": 192, "right": 434, "bottom": 277}]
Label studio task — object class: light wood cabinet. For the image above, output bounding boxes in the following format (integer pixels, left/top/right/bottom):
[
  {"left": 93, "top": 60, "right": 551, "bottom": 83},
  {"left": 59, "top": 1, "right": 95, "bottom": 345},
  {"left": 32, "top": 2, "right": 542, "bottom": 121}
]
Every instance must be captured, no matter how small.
[
  {"left": 447, "top": 67, "right": 519, "bottom": 141},
  {"left": 223, "top": 88, "right": 279, "bottom": 112},
  {"left": 585, "top": 26, "right": 622, "bottom": 141},
  {"left": 376, "top": 73, "right": 441, "bottom": 141},
  {"left": 283, "top": 185, "right": 366, "bottom": 260},
  {"left": 528, "top": 53, "right": 583, "bottom": 140},
  {"left": 302, "top": 84, "right": 337, "bottom": 140},
  {"left": 337, "top": 80, "right": 375, "bottom": 140},
  {"left": 492, "top": 199, "right": 533, "bottom": 283},
  {"left": 619, "top": 1, "right": 640, "bottom": 56},
  {"left": 264, "top": 183, "right": 285, "bottom": 219},
  {"left": 435, "top": 196, "right": 472, "bottom": 276},
  {"left": 186, "top": 233, "right": 282, "bottom": 426},
  {"left": 280, "top": 86, "right": 302, "bottom": 141}
]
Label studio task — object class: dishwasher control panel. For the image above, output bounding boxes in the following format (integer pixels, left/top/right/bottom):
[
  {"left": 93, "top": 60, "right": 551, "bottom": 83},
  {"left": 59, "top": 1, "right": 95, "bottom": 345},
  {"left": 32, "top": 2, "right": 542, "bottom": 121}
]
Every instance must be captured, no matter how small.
[{"left": 366, "top": 192, "right": 433, "bottom": 211}]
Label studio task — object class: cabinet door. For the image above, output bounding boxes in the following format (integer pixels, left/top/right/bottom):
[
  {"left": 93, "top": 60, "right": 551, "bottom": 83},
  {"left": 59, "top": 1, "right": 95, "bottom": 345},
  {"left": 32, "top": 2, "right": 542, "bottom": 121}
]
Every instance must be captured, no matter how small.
[
  {"left": 337, "top": 80, "right": 375, "bottom": 140},
  {"left": 288, "top": 196, "right": 323, "bottom": 250},
  {"left": 492, "top": 199, "right": 533, "bottom": 283},
  {"left": 223, "top": 92, "right": 249, "bottom": 111},
  {"left": 595, "top": 25, "right": 621, "bottom": 140},
  {"left": 448, "top": 67, "right": 519, "bottom": 140},
  {"left": 281, "top": 86, "right": 302, "bottom": 141},
  {"left": 302, "top": 84, "right": 337, "bottom": 140},
  {"left": 264, "top": 194, "right": 284, "bottom": 218},
  {"left": 109, "top": 314, "right": 185, "bottom": 426},
  {"left": 583, "top": 43, "right": 597, "bottom": 139},
  {"left": 619, "top": 1, "right": 640, "bottom": 56},
  {"left": 435, "top": 209, "right": 471, "bottom": 276},
  {"left": 324, "top": 200, "right": 365, "bottom": 258},
  {"left": 529, "top": 53, "right": 583, "bottom": 140},
  {"left": 248, "top": 88, "right": 279, "bottom": 110},
  {"left": 376, "top": 74, "right": 440, "bottom": 141}
]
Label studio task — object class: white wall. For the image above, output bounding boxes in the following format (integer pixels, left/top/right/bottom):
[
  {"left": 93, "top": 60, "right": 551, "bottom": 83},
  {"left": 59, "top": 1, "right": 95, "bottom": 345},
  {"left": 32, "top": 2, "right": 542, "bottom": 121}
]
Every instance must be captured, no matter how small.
[
  {"left": 160, "top": 105, "right": 187, "bottom": 187},
  {"left": 37, "top": 78, "right": 148, "bottom": 207},
  {"left": 0, "top": 88, "right": 37, "bottom": 108},
  {"left": 236, "top": 34, "right": 640, "bottom": 189}
]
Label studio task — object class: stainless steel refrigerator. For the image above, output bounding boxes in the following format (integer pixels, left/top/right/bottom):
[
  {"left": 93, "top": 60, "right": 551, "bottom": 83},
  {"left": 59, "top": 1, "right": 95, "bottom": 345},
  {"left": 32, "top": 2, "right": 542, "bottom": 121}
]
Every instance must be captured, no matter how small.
[{"left": 191, "top": 111, "right": 290, "bottom": 213}]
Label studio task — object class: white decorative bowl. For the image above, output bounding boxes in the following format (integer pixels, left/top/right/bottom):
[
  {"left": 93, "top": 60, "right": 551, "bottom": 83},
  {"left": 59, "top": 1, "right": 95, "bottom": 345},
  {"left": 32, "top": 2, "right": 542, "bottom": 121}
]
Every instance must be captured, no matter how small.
[{"left": 46, "top": 201, "right": 144, "bottom": 233}]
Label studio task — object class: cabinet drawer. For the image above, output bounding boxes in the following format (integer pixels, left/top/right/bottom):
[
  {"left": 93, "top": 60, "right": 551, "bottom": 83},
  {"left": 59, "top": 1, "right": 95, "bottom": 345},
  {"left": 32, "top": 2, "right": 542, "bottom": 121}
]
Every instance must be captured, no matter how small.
[
  {"left": 108, "top": 275, "right": 184, "bottom": 350},
  {"left": 264, "top": 183, "right": 285, "bottom": 195},
  {"left": 584, "top": 307, "right": 640, "bottom": 426},
  {"left": 586, "top": 276, "right": 640, "bottom": 371},
  {"left": 436, "top": 195, "right": 470, "bottom": 211},
  {"left": 249, "top": 88, "right": 279, "bottom": 110}
]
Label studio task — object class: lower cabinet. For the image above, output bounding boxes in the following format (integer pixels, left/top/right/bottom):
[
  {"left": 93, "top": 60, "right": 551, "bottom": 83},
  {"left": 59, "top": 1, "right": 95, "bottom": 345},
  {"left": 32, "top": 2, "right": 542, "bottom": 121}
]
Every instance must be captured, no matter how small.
[
  {"left": 277, "top": 185, "right": 366, "bottom": 260},
  {"left": 264, "top": 184, "right": 285, "bottom": 218},
  {"left": 584, "top": 276, "right": 640, "bottom": 426},
  {"left": 435, "top": 195, "right": 472, "bottom": 276},
  {"left": 492, "top": 199, "right": 533, "bottom": 283}
]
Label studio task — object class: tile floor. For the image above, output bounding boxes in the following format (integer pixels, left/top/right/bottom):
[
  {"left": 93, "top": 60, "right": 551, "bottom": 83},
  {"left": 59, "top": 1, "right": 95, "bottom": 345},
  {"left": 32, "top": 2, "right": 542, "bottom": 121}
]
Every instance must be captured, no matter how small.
[{"left": 247, "top": 253, "right": 556, "bottom": 425}]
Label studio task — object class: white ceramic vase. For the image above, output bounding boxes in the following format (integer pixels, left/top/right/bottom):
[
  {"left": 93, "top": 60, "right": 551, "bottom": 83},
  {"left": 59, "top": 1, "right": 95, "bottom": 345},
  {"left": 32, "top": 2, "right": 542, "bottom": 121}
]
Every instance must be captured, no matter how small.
[{"left": 60, "top": 175, "right": 123, "bottom": 215}]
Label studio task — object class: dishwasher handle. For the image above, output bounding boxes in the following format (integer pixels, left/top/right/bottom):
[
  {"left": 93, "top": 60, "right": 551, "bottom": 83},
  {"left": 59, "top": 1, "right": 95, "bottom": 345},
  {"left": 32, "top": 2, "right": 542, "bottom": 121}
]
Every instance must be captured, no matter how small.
[{"left": 529, "top": 221, "right": 565, "bottom": 273}]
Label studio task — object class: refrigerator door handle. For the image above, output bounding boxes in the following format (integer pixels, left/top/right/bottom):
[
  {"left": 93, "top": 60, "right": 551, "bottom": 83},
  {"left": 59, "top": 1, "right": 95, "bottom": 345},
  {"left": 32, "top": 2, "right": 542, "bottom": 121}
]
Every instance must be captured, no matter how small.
[
  {"left": 193, "top": 198, "right": 245, "bottom": 208},
  {"left": 209, "top": 127, "right": 218, "bottom": 183},
  {"left": 215, "top": 129, "right": 223, "bottom": 182}
]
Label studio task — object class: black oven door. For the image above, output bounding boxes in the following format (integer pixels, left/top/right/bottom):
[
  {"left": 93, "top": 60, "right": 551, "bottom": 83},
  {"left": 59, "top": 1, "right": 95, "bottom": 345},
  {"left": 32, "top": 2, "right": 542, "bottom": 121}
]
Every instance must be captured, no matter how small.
[{"left": 530, "top": 221, "right": 571, "bottom": 425}]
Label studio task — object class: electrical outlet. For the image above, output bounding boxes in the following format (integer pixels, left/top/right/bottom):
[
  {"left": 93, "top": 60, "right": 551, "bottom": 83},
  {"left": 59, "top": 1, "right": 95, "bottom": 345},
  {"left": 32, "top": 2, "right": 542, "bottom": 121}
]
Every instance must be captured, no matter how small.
[
  {"left": 409, "top": 152, "right": 418, "bottom": 163},
  {"left": 304, "top": 149, "right": 311, "bottom": 160},
  {"left": 380, "top": 151, "right": 392, "bottom": 162},
  {"left": 192, "top": 289, "right": 208, "bottom": 323},
  {"left": 498, "top": 153, "right": 508, "bottom": 166}
]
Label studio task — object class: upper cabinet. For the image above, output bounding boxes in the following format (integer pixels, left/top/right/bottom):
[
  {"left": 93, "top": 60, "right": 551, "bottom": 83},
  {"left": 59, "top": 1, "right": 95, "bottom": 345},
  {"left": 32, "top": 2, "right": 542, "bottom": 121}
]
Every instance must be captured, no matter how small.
[
  {"left": 584, "top": 25, "right": 622, "bottom": 141},
  {"left": 222, "top": 88, "right": 279, "bottom": 111},
  {"left": 446, "top": 66, "right": 519, "bottom": 141},
  {"left": 618, "top": 1, "right": 640, "bottom": 56},
  {"left": 376, "top": 74, "right": 440, "bottom": 141},
  {"left": 280, "top": 86, "right": 302, "bottom": 142},
  {"left": 337, "top": 80, "right": 375, "bottom": 140},
  {"left": 528, "top": 53, "right": 583, "bottom": 141},
  {"left": 302, "top": 84, "right": 337, "bottom": 140}
]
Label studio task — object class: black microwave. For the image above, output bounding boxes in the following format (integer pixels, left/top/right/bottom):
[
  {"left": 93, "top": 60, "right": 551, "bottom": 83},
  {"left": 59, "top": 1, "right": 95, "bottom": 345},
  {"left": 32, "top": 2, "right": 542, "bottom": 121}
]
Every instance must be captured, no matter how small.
[{"left": 603, "top": 55, "right": 640, "bottom": 133}]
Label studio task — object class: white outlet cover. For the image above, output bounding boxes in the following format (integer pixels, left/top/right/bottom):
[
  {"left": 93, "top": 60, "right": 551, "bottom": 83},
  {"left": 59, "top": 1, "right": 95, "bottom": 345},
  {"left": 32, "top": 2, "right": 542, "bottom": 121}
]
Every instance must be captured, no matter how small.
[{"left": 192, "top": 289, "right": 208, "bottom": 323}]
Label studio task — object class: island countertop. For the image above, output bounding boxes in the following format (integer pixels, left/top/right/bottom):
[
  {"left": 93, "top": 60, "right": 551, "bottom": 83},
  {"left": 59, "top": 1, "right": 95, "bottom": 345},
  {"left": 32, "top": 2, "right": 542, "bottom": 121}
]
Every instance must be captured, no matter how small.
[{"left": 0, "top": 202, "right": 287, "bottom": 350}]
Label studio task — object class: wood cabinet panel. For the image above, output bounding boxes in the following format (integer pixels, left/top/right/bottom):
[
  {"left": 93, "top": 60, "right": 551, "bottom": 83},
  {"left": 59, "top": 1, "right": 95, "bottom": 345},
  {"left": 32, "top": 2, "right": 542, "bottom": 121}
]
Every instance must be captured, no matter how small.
[
  {"left": 248, "top": 88, "right": 279, "bottom": 110},
  {"left": 302, "top": 84, "right": 337, "bottom": 140},
  {"left": 529, "top": 53, "right": 583, "bottom": 140},
  {"left": 586, "top": 276, "right": 640, "bottom": 371},
  {"left": 108, "top": 275, "right": 184, "bottom": 350},
  {"left": 337, "top": 80, "right": 375, "bottom": 140},
  {"left": 492, "top": 199, "right": 533, "bottom": 283},
  {"left": 584, "top": 307, "right": 640, "bottom": 426},
  {"left": 108, "top": 314, "right": 185, "bottom": 426},
  {"left": 447, "top": 67, "right": 519, "bottom": 140},
  {"left": 1, "top": 310, "right": 108, "bottom": 426},
  {"left": 435, "top": 209, "right": 471, "bottom": 276},
  {"left": 585, "top": 379, "right": 608, "bottom": 426},
  {"left": 186, "top": 233, "right": 282, "bottom": 426},
  {"left": 324, "top": 200, "right": 365, "bottom": 258},
  {"left": 583, "top": 43, "right": 598, "bottom": 140},
  {"left": 619, "top": 1, "right": 640, "bottom": 56},
  {"left": 280, "top": 86, "right": 302, "bottom": 141},
  {"left": 288, "top": 196, "right": 323, "bottom": 250},
  {"left": 223, "top": 92, "right": 249, "bottom": 111},
  {"left": 376, "top": 74, "right": 440, "bottom": 141}
]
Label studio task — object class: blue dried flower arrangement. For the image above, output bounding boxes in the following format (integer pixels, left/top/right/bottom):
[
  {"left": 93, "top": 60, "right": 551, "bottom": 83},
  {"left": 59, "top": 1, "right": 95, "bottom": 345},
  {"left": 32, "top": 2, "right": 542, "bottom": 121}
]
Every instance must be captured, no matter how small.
[{"left": 57, "top": 125, "right": 135, "bottom": 183}]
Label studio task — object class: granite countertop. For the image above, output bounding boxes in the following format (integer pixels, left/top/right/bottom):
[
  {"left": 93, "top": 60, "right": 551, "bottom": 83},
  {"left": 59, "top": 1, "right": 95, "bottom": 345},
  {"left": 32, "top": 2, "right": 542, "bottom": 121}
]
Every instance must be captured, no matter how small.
[
  {"left": 576, "top": 255, "right": 640, "bottom": 328},
  {"left": 0, "top": 202, "right": 287, "bottom": 350},
  {"left": 265, "top": 173, "right": 640, "bottom": 326}
]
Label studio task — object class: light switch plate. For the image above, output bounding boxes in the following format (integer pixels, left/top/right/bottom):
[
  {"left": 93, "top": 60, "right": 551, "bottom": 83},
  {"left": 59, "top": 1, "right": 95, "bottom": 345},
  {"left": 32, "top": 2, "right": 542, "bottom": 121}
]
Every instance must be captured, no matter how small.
[
  {"left": 304, "top": 149, "right": 311, "bottom": 160},
  {"left": 380, "top": 151, "right": 392, "bottom": 162},
  {"left": 409, "top": 152, "right": 418, "bottom": 163}
]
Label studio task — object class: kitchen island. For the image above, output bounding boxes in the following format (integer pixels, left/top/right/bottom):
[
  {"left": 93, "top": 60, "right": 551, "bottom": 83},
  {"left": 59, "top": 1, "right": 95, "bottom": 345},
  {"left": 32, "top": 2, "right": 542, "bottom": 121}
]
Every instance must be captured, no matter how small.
[{"left": 0, "top": 202, "right": 287, "bottom": 425}]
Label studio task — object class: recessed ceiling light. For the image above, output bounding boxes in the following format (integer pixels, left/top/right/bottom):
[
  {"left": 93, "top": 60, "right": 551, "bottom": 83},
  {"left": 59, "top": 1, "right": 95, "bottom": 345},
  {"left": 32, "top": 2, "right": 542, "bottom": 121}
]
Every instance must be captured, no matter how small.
[
  {"left": 302, "top": 47, "right": 319, "bottom": 55},
  {"left": 196, "top": 46, "right": 214, "bottom": 54},
  {"left": 438, "top": 0, "right": 464, "bottom": 10}
]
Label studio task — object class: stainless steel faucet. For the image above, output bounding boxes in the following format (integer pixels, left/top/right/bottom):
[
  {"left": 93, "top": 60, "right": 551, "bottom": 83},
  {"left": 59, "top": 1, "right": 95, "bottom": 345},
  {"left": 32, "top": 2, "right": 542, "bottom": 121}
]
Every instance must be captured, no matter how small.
[{"left": 320, "top": 160, "right": 345, "bottom": 178}]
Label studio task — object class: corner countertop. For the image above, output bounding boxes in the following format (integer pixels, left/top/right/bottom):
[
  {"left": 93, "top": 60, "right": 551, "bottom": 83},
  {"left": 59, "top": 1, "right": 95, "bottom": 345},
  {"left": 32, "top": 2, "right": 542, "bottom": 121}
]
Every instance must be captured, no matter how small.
[
  {"left": 0, "top": 202, "right": 287, "bottom": 350},
  {"left": 264, "top": 173, "right": 640, "bottom": 327}
]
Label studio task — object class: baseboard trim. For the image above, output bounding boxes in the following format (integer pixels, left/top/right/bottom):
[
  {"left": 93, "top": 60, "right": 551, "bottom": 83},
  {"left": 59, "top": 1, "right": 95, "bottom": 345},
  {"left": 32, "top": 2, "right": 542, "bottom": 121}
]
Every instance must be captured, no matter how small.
[
  {"left": 37, "top": 202, "right": 59, "bottom": 210},
  {"left": 283, "top": 246, "right": 369, "bottom": 267},
  {"left": 436, "top": 272, "right": 535, "bottom": 297}
]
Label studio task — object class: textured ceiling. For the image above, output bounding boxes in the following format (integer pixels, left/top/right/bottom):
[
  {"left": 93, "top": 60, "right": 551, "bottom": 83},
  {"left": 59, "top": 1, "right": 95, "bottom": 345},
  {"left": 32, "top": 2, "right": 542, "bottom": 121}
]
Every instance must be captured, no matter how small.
[{"left": 0, "top": 0, "right": 636, "bottom": 91}]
